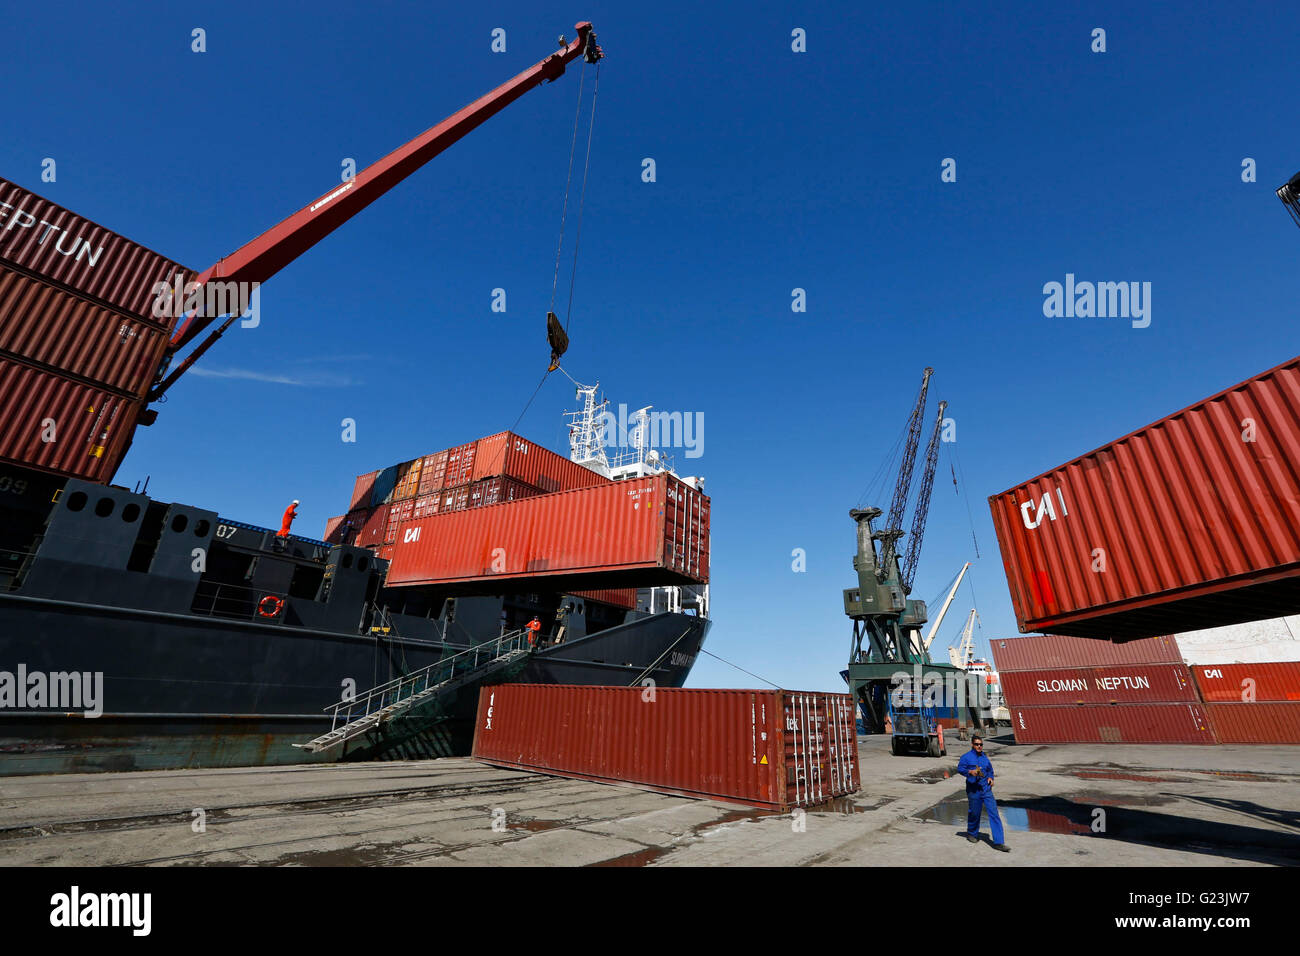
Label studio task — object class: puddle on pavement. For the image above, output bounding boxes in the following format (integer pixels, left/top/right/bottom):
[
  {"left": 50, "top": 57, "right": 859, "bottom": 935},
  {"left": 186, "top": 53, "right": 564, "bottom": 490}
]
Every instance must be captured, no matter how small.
[
  {"left": 1071, "top": 770, "right": 1182, "bottom": 783},
  {"left": 807, "top": 796, "right": 867, "bottom": 814},
  {"left": 906, "top": 768, "right": 954, "bottom": 785},
  {"left": 588, "top": 845, "right": 673, "bottom": 867},
  {"left": 917, "top": 795, "right": 1043, "bottom": 834}
]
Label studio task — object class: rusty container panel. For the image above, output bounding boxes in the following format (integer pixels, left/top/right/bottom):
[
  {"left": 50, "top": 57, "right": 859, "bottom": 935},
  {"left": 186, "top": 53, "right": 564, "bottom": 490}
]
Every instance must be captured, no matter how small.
[
  {"left": 472, "top": 431, "right": 609, "bottom": 492},
  {"left": 444, "top": 442, "right": 477, "bottom": 488},
  {"left": 999, "top": 663, "right": 1198, "bottom": 708},
  {"left": 0, "top": 177, "right": 193, "bottom": 322},
  {"left": 990, "top": 356, "right": 1300, "bottom": 640},
  {"left": 393, "top": 457, "right": 423, "bottom": 501},
  {"left": 1204, "top": 702, "right": 1300, "bottom": 743},
  {"left": 385, "top": 498, "right": 414, "bottom": 544},
  {"left": 472, "top": 685, "right": 859, "bottom": 811},
  {"left": 357, "top": 504, "right": 388, "bottom": 548},
  {"left": 0, "top": 266, "right": 170, "bottom": 396},
  {"left": 1009, "top": 703, "right": 1215, "bottom": 745},
  {"left": 417, "top": 451, "right": 448, "bottom": 495},
  {"left": 387, "top": 473, "right": 710, "bottom": 588},
  {"left": 1191, "top": 661, "right": 1300, "bottom": 703},
  {"left": 570, "top": 588, "right": 638, "bottom": 610},
  {"left": 468, "top": 476, "right": 539, "bottom": 509},
  {"left": 989, "top": 633, "right": 1182, "bottom": 673},
  {"left": 349, "top": 471, "right": 378, "bottom": 512},
  {"left": 0, "top": 359, "right": 135, "bottom": 481}
]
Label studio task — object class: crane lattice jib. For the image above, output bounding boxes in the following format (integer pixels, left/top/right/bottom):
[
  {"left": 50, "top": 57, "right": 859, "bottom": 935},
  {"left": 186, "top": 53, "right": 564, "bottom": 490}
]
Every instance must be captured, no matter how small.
[
  {"left": 902, "top": 399, "right": 947, "bottom": 593},
  {"left": 880, "top": 367, "right": 933, "bottom": 572}
]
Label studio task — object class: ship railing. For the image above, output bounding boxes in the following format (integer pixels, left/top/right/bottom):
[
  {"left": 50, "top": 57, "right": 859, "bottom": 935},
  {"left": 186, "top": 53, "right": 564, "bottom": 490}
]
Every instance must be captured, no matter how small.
[
  {"left": 321, "top": 628, "right": 532, "bottom": 732},
  {"left": 191, "top": 580, "right": 292, "bottom": 622},
  {"left": 0, "top": 543, "right": 42, "bottom": 591}
]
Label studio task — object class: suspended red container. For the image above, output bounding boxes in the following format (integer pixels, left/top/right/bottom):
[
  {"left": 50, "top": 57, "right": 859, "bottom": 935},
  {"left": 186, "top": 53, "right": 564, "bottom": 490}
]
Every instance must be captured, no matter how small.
[
  {"left": 1191, "top": 661, "right": 1300, "bottom": 703},
  {"left": 472, "top": 685, "right": 860, "bottom": 811},
  {"left": 0, "top": 177, "right": 192, "bottom": 322},
  {"left": 990, "top": 356, "right": 1300, "bottom": 640},
  {"left": 387, "top": 472, "right": 709, "bottom": 589},
  {"left": 999, "top": 663, "right": 1198, "bottom": 707},
  {"left": 1204, "top": 702, "right": 1300, "bottom": 743},
  {"left": 1008, "top": 703, "right": 1215, "bottom": 744},
  {"left": 0, "top": 360, "right": 135, "bottom": 482},
  {"left": 570, "top": 588, "right": 638, "bottom": 610},
  {"left": 989, "top": 633, "right": 1182, "bottom": 673}
]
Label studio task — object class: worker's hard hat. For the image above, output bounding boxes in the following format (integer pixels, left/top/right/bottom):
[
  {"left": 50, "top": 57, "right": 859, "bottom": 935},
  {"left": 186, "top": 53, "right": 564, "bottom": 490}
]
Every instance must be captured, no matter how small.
[{"left": 292, "top": 499, "right": 300, "bottom": 505}]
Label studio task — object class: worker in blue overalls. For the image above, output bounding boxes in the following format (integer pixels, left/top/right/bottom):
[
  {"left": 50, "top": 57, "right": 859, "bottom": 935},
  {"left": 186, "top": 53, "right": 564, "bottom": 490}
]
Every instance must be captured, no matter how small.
[{"left": 956, "top": 735, "right": 1010, "bottom": 852}]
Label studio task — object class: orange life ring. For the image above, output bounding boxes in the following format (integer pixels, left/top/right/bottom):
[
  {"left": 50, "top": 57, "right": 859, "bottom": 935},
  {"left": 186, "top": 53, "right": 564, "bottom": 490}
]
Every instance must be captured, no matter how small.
[{"left": 258, "top": 595, "right": 284, "bottom": 618}]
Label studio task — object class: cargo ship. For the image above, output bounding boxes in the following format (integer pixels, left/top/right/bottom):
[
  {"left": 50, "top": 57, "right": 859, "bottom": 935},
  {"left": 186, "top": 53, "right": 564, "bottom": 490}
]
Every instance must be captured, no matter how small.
[{"left": 0, "top": 387, "right": 711, "bottom": 776}]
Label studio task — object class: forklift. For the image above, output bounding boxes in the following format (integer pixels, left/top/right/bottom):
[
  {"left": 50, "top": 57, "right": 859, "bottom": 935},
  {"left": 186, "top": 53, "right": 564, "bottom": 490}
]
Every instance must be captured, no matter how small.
[{"left": 888, "top": 682, "right": 947, "bottom": 757}]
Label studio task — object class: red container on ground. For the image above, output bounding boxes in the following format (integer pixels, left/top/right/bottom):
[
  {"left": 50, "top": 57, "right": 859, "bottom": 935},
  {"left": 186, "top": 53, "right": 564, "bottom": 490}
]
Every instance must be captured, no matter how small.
[
  {"left": 386, "top": 472, "right": 710, "bottom": 589},
  {"left": 570, "top": 588, "right": 638, "bottom": 610},
  {"left": 349, "top": 471, "right": 378, "bottom": 512},
  {"left": 0, "top": 360, "right": 134, "bottom": 482},
  {"left": 471, "top": 431, "right": 608, "bottom": 492},
  {"left": 472, "top": 685, "right": 859, "bottom": 811},
  {"left": 989, "top": 634, "right": 1182, "bottom": 672},
  {"left": 989, "top": 356, "right": 1300, "bottom": 640},
  {"left": 999, "top": 664, "right": 1198, "bottom": 707},
  {"left": 0, "top": 177, "right": 193, "bottom": 321},
  {"left": 443, "top": 442, "right": 477, "bottom": 488},
  {"left": 0, "top": 267, "right": 170, "bottom": 395},
  {"left": 1008, "top": 703, "right": 1215, "bottom": 744},
  {"left": 1204, "top": 702, "right": 1300, "bottom": 743},
  {"left": 417, "top": 451, "right": 448, "bottom": 495},
  {"left": 1191, "top": 661, "right": 1300, "bottom": 703}
]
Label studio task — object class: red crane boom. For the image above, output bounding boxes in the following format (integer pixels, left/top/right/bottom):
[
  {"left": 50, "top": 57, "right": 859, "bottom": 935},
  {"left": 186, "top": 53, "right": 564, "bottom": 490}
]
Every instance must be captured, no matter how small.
[{"left": 157, "top": 22, "right": 602, "bottom": 394}]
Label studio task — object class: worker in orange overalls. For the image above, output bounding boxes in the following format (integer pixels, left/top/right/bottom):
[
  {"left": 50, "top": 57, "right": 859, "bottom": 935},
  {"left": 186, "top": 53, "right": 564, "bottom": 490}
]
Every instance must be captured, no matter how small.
[
  {"left": 277, "top": 500, "right": 300, "bottom": 538},
  {"left": 526, "top": 616, "right": 542, "bottom": 647}
]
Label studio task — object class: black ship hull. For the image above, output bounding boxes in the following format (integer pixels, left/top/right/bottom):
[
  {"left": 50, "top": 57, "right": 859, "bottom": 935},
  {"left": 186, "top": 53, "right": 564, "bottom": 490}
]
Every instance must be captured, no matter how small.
[{"left": 0, "top": 473, "right": 711, "bottom": 776}]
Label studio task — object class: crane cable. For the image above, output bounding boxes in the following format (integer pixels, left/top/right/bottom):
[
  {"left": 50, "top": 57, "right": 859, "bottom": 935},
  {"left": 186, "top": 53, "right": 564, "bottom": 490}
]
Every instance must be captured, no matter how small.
[
  {"left": 563, "top": 60, "right": 599, "bottom": 332},
  {"left": 549, "top": 59, "right": 588, "bottom": 316}
]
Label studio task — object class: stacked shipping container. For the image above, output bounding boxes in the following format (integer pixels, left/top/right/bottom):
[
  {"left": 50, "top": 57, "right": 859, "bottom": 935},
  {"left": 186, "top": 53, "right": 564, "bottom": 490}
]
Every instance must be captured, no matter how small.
[
  {"left": 991, "top": 634, "right": 1215, "bottom": 744},
  {"left": 0, "top": 177, "right": 194, "bottom": 482},
  {"left": 991, "top": 628, "right": 1300, "bottom": 744}
]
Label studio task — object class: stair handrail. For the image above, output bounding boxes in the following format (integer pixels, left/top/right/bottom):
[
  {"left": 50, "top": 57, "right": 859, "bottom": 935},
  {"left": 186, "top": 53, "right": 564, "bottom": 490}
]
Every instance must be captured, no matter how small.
[{"left": 321, "top": 628, "right": 531, "bottom": 732}]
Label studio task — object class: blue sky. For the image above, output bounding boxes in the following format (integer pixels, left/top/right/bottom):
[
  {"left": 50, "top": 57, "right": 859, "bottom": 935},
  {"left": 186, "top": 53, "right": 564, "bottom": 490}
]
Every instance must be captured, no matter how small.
[{"left": 4, "top": 2, "right": 1295, "bottom": 691}]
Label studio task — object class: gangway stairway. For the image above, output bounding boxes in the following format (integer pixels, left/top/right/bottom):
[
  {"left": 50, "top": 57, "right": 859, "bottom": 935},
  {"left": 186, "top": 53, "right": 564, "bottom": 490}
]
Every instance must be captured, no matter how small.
[{"left": 295, "top": 629, "right": 532, "bottom": 753}]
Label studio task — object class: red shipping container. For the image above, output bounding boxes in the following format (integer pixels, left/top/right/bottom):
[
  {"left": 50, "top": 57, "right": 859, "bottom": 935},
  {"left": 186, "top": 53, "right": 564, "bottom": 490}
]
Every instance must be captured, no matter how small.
[
  {"left": 468, "top": 476, "right": 538, "bottom": 508},
  {"left": 412, "top": 493, "right": 441, "bottom": 520},
  {"left": 472, "top": 685, "right": 859, "bottom": 811},
  {"left": 0, "top": 177, "right": 193, "bottom": 322},
  {"left": 0, "top": 267, "right": 170, "bottom": 396},
  {"left": 443, "top": 441, "right": 477, "bottom": 488},
  {"left": 472, "top": 431, "right": 608, "bottom": 492},
  {"left": 438, "top": 485, "right": 469, "bottom": 513},
  {"left": 999, "top": 664, "right": 1198, "bottom": 708},
  {"left": 417, "top": 451, "right": 448, "bottom": 495},
  {"left": 989, "top": 633, "right": 1182, "bottom": 672},
  {"left": 570, "top": 588, "right": 638, "bottom": 610},
  {"left": 385, "top": 498, "right": 414, "bottom": 544},
  {"left": 323, "top": 515, "right": 345, "bottom": 544},
  {"left": 387, "top": 472, "right": 710, "bottom": 589},
  {"left": 0, "top": 360, "right": 135, "bottom": 482},
  {"left": 357, "top": 504, "right": 389, "bottom": 548},
  {"left": 1204, "top": 702, "right": 1300, "bottom": 743},
  {"left": 1191, "top": 661, "right": 1300, "bottom": 703},
  {"left": 1008, "top": 703, "right": 1215, "bottom": 745},
  {"left": 989, "top": 356, "right": 1300, "bottom": 640},
  {"left": 349, "top": 471, "right": 378, "bottom": 512}
]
